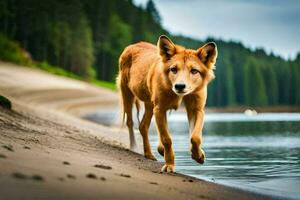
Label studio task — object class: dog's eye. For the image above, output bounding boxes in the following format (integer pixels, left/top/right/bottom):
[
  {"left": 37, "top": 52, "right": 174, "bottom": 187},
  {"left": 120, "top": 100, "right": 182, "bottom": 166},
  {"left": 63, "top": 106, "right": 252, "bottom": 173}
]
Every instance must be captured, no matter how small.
[
  {"left": 170, "top": 67, "right": 177, "bottom": 74},
  {"left": 191, "top": 69, "right": 199, "bottom": 75}
]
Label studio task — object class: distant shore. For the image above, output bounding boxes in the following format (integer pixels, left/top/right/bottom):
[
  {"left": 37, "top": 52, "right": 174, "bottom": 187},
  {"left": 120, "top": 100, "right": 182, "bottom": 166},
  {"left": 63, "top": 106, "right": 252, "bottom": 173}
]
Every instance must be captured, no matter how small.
[
  {"left": 0, "top": 62, "right": 276, "bottom": 200},
  {"left": 207, "top": 106, "right": 300, "bottom": 113}
]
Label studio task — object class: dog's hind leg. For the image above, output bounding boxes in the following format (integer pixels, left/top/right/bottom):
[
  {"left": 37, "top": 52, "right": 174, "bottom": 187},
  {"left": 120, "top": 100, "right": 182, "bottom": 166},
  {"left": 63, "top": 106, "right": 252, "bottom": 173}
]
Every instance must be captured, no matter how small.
[
  {"left": 125, "top": 95, "right": 137, "bottom": 151},
  {"left": 118, "top": 48, "right": 138, "bottom": 151},
  {"left": 139, "top": 102, "right": 156, "bottom": 160},
  {"left": 120, "top": 82, "right": 137, "bottom": 151}
]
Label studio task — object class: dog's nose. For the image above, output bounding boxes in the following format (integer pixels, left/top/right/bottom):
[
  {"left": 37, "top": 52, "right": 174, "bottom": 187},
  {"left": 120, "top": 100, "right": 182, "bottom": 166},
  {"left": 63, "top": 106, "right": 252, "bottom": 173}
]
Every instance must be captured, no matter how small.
[{"left": 175, "top": 83, "right": 186, "bottom": 91}]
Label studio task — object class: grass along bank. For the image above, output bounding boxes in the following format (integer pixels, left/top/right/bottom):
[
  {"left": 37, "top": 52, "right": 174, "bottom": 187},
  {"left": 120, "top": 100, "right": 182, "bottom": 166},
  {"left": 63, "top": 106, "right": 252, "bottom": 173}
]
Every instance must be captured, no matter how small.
[{"left": 0, "top": 34, "right": 116, "bottom": 91}]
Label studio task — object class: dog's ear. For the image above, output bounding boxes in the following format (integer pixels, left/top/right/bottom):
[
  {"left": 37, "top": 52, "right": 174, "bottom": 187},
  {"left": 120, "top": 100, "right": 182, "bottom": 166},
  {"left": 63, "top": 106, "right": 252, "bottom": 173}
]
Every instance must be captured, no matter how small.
[
  {"left": 197, "top": 42, "right": 217, "bottom": 69},
  {"left": 157, "top": 35, "right": 176, "bottom": 62}
]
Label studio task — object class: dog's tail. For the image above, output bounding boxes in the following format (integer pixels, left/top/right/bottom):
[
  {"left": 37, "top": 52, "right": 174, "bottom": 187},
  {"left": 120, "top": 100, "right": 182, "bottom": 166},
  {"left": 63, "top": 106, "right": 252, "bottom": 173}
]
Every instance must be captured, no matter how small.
[
  {"left": 116, "top": 72, "right": 125, "bottom": 126},
  {"left": 117, "top": 47, "right": 141, "bottom": 127}
]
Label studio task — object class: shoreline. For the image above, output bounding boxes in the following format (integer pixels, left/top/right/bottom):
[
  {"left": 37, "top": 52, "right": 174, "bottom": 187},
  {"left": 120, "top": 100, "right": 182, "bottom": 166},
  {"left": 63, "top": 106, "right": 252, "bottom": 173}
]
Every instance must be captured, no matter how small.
[
  {"left": 84, "top": 108, "right": 300, "bottom": 200},
  {"left": 0, "top": 62, "right": 277, "bottom": 200},
  {"left": 206, "top": 106, "right": 300, "bottom": 113}
]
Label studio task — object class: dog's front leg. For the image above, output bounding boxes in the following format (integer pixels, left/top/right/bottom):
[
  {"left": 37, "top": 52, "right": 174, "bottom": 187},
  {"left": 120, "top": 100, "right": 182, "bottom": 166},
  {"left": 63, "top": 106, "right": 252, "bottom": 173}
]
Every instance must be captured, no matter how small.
[
  {"left": 154, "top": 106, "right": 175, "bottom": 172},
  {"left": 187, "top": 108, "right": 206, "bottom": 164}
]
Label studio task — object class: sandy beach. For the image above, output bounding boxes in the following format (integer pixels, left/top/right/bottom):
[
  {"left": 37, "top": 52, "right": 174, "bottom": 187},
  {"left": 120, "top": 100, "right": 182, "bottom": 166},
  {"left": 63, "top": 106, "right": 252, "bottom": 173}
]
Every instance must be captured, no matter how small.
[{"left": 0, "top": 62, "right": 276, "bottom": 200}]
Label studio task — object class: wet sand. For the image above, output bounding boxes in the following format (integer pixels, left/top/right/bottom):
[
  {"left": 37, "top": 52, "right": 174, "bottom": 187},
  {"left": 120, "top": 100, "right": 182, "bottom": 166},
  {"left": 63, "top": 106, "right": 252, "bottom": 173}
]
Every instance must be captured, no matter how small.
[{"left": 0, "top": 62, "right": 276, "bottom": 200}]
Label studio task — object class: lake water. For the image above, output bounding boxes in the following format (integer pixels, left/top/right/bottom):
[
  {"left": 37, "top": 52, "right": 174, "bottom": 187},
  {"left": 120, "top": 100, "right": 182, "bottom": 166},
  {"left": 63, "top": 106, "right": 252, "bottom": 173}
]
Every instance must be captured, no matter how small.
[{"left": 85, "top": 111, "right": 300, "bottom": 200}]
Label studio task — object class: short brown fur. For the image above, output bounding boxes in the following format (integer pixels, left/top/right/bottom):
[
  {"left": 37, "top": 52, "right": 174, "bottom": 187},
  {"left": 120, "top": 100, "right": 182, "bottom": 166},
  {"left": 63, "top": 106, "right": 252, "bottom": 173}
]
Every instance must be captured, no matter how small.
[{"left": 117, "top": 35, "right": 217, "bottom": 172}]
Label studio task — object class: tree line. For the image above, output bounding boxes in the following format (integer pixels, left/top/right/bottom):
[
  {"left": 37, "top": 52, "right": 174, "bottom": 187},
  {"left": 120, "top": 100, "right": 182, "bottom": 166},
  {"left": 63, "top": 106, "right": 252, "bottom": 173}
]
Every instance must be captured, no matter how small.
[{"left": 0, "top": 0, "right": 299, "bottom": 107}]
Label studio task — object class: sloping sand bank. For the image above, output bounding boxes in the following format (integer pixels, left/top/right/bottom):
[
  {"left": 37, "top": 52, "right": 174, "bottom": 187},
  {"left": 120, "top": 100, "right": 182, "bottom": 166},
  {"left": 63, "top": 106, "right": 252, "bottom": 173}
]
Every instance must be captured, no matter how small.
[{"left": 0, "top": 62, "right": 274, "bottom": 200}]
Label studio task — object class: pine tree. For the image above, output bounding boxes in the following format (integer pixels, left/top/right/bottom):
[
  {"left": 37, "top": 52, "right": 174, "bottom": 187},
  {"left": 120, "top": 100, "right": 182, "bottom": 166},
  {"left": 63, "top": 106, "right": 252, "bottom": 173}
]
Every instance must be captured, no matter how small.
[
  {"left": 146, "top": 0, "right": 161, "bottom": 25},
  {"left": 224, "top": 58, "right": 236, "bottom": 106},
  {"left": 69, "top": 15, "right": 94, "bottom": 78},
  {"left": 265, "top": 65, "right": 278, "bottom": 105},
  {"left": 244, "top": 58, "right": 268, "bottom": 106}
]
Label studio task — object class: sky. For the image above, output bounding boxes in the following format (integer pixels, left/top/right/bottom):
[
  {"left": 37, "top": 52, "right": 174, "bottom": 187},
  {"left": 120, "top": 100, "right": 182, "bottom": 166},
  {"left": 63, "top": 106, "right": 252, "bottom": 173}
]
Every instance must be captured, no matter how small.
[{"left": 133, "top": 0, "right": 300, "bottom": 60}]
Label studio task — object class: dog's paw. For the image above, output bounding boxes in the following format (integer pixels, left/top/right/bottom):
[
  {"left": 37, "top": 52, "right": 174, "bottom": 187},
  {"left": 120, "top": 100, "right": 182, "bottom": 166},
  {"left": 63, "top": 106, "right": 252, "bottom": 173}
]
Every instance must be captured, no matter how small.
[
  {"left": 161, "top": 164, "right": 175, "bottom": 173},
  {"left": 191, "top": 148, "right": 205, "bottom": 164},
  {"left": 130, "top": 143, "right": 138, "bottom": 152},
  {"left": 145, "top": 153, "right": 157, "bottom": 161},
  {"left": 157, "top": 145, "right": 164, "bottom": 156}
]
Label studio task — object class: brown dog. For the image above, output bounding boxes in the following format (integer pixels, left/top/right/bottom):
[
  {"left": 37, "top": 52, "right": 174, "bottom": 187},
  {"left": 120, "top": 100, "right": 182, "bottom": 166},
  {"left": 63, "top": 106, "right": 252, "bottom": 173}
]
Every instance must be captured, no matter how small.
[{"left": 117, "top": 35, "right": 217, "bottom": 172}]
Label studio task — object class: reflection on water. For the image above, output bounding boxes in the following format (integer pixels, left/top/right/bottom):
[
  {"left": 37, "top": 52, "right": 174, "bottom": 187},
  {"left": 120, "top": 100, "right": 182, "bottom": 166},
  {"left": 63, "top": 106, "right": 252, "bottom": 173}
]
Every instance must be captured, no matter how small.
[
  {"left": 149, "top": 113, "right": 300, "bottom": 200},
  {"left": 85, "top": 111, "right": 300, "bottom": 199}
]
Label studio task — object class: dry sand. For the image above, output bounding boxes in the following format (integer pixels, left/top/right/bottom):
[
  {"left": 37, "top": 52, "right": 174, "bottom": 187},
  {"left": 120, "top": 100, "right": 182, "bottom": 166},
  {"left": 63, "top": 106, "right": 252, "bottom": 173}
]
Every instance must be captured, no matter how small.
[{"left": 0, "top": 62, "right": 275, "bottom": 200}]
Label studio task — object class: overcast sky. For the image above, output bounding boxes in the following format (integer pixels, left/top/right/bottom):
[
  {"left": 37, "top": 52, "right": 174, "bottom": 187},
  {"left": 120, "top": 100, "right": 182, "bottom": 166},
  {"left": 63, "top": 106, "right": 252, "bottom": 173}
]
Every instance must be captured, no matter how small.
[{"left": 133, "top": 0, "right": 300, "bottom": 60}]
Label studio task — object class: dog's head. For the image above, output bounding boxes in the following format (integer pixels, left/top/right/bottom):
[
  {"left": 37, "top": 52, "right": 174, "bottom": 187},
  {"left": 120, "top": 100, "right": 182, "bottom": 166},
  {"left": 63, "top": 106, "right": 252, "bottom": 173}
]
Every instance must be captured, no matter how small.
[{"left": 157, "top": 35, "right": 217, "bottom": 96}]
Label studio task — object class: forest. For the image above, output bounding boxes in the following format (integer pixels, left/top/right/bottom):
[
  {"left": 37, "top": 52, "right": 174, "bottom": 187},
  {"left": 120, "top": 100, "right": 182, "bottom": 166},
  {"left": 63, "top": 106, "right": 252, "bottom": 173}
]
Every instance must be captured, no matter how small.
[{"left": 0, "top": 0, "right": 299, "bottom": 107}]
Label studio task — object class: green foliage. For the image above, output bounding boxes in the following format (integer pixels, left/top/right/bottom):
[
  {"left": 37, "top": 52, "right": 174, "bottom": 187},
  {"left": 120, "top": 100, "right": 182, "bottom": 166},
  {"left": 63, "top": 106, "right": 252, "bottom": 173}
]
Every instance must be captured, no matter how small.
[
  {"left": 34, "top": 61, "right": 81, "bottom": 80},
  {"left": 292, "top": 55, "right": 300, "bottom": 105},
  {"left": 0, "top": 0, "right": 95, "bottom": 78},
  {"left": 68, "top": 16, "right": 94, "bottom": 79},
  {"left": 0, "top": 34, "right": 115, "bottom": 91},
  {"left": 264, "top": 64, "right": 278, "bottom": 105},
  {"left": 0, "top": 95, "right": 12, "bottom": 109},
  {"left": 92, "top": 80, "right": 117, "bottom": 91},
  {"left": 243, "top": 58, "right": 268, "bottom": 106},
  {"left": 98, "top": 13, "right": 132, "bottom": 81},
  {"left": 0, "top": 0, "right": 299, "bottom": 107},
  {"left": 146, "top": 0, "right": 161, "bottom": 24},
  {"left": 223, "top": 58, "right": 236, "bottom": 106},
  {"left": 0, "top": 34, "right": 30, "bottom": 64}
]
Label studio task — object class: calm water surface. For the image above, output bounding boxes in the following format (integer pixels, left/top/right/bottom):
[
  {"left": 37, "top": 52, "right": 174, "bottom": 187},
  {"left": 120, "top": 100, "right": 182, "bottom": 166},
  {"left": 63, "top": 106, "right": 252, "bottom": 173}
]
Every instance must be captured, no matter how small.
[{"left": 86, "top": 112, "right": 300, "bottom": 200}]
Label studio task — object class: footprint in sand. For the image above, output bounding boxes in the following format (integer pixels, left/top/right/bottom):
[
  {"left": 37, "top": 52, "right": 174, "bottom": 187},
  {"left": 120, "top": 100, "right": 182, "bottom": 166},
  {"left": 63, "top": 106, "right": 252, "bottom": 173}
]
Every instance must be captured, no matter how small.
[
  {"left": 2, "top": 145, "right": 14, "bottom": 152},
  {"left": 57, "top": 177, "right": 65, "bottom": 182},
  {"left": 24, "top": 146, "right": 31, "bottom": 150},
  {"left": 86, "top": 173, "right": 106, "bottom": 181},
  {"left": 182, "top": 179, "right": 194, "bottom": 183},
  {"left": 149, "top": 181, "right": 158, "bottom": 185},
  {"left": 94, "top": 164, "right": 112, "bottom": 170},
  {"left": 31, "top": 175, "right": 44, "bottom": 182},
  {"left": 66, "top": 174, "right": 76, "bottom": 179},
  {"left": 62, "top": 161, "right": 70, "bottom": 165},
  {"left": 0, "top": 154, "right": 6, "bottom": 159},
  {"left": 86, "top": 173, "right": 97, "bottom": 179},
  {"left": 12, "top": 172, "right": 44, "bottom": 182},
  {"left": 119, "top": 173, "right": 131, "bottom": 178},
  {"left": 198, "top": 194, "right": 212, "bottom": 200},
  {"left": 12, "top": 172, "right": 27, "bottom": 180}
]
